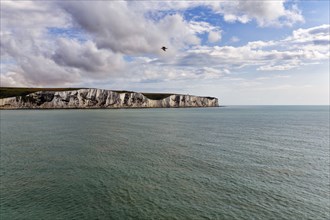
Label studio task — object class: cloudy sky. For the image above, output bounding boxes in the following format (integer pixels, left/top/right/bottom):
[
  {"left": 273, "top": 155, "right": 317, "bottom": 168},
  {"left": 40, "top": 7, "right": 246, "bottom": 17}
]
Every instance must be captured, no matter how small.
[{"left": 1, "top": 0, "right": 329, "bottom": 104}]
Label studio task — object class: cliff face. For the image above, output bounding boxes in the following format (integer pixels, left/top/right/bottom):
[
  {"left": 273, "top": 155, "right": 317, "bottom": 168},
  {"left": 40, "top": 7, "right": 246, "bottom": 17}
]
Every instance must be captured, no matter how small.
[{"left": 0, "top": 89, "right": 219, "bottom": 109}]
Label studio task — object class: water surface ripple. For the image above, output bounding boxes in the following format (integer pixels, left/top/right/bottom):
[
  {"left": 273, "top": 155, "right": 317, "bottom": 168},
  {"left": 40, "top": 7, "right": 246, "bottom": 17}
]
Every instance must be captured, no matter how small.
[{"left": 1, "top": 106, "right": 329, "bottom": 219}]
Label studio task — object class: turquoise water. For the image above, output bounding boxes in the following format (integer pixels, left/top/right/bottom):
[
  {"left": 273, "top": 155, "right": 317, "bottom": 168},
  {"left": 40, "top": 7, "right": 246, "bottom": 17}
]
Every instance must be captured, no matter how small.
[{"left": 0, "top": 106, "right": 329, "bottom": 219}]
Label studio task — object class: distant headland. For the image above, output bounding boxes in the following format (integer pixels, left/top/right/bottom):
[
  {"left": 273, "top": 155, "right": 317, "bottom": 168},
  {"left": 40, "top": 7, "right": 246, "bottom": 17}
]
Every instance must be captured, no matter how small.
[{"left": 0, "top": 87, "right": 219, "bottom": 109}]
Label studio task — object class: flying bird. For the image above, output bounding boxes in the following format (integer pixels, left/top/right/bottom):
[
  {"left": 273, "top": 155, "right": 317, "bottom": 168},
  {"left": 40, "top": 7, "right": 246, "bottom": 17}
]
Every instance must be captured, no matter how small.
[{"left": 161, "top": 46, "right": 167, "bottom": 51}]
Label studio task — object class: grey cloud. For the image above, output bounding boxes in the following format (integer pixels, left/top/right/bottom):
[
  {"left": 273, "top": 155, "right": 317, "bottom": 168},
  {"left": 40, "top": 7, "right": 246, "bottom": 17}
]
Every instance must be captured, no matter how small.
[
  {"left": 58, "top": 1, "right": 169, "bottom": 55},
  {"left": 21, "top": 56, "right": 78, "bottom": 85},
  {"left": 305, "top": 25, "right": 329, "bottom": 35},
  {"left": 0, "top": 1, "right": 326, "bottom": 88},
  {"left": 52, "top": 39, "right": 124, "bottom": 75},
  {"left": 1, "top": 55, "right": 79, "bottom": 87},
  {"left": 1, "top": 1, "right": 69, "bottom": 37},
  {"left": 176, "top": 53, "right": 214, "bottom": 67},
  {"left": 58, "top": 1, "right": 208, "bottom": 57},
  {"left": 313, "top": 40, "right": 330, "bottom": 45}
]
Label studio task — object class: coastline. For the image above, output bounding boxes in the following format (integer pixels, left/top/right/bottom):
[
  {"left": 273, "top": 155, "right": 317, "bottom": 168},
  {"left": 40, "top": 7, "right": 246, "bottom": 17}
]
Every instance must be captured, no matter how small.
[{"left": 0, "top": 88, "right": 219, "bottom": 109}]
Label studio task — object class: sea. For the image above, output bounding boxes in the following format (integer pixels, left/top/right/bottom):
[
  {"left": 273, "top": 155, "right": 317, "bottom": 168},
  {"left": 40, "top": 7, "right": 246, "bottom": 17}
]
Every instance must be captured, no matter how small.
[{"left": 0, "top": 106, "right": 329, "bottom": 219}]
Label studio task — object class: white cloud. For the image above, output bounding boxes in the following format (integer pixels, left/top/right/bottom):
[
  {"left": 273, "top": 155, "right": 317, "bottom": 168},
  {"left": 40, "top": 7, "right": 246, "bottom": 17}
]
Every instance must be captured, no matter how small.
[
  {"left": 208, "top": 31, "right": 221, "bottom": 43},
  {"left": 247, "top": 40, "right": 276, "bottom": 49},
  {"left": 130, "top": 0, "right": 304, "bottom": 27},
  {"left": 182, "top": 24, "right": 329, "bottom": 72},
  {"left": 284, "top": 24, "right": 330, "bottom": 46},
  {"left": 257, "top": 61, "right": 302, "bottom": 71},
  {"left": 188, "top": 21, "right": 222, "bottom": 43},
  {"left": 157, "top": 14, "right": 201, "bottom": 48},
  {"left": 230, "top": 36, "right": 240, "bottom": 43},
  {"left": 0, "top": 0, "right": 327, "bottom": 88},
  {"left": 212, "top": 0, "right": 304, "bottom": 27}
]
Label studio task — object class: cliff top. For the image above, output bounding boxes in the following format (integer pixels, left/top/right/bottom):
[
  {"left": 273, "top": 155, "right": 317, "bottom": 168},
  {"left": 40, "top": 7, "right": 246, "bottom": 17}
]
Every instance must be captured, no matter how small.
[{"left": 0, "top": 87, "right": 83, "bottom": 99}]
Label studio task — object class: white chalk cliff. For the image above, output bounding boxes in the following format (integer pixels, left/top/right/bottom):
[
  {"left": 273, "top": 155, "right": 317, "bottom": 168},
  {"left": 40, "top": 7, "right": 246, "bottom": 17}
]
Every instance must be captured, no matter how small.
[{"left": 0, "top": 89, "right": 219, "bottom": 109}]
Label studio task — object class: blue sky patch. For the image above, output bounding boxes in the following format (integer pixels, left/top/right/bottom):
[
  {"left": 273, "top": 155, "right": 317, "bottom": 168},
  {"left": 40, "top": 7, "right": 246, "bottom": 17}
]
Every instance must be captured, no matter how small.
[{"left": 47, "top": 27, "right": 88, "bottom": 42}]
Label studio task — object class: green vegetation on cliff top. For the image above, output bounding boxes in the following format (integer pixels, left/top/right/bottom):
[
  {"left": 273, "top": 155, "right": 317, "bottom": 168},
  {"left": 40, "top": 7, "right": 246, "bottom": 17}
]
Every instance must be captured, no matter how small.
[
  {"left": 0, "top": 87, "right": 215, "bottom": 100},
  {"left": 141, "top": 93, "right": 174, "bottom": 100},
  {"left": 0, "top": 87, "right": 82, "bottom": 99}
]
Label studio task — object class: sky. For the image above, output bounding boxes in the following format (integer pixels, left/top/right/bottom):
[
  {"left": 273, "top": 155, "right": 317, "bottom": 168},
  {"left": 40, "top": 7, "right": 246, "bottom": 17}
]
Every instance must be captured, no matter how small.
[{"left": 0, "top": 0, "right": 329, "bottom": 105}]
